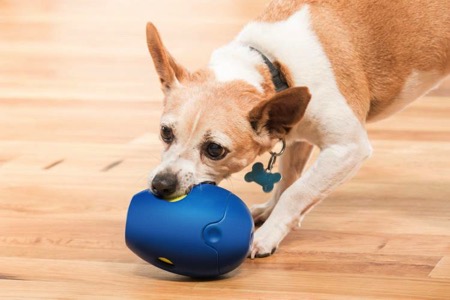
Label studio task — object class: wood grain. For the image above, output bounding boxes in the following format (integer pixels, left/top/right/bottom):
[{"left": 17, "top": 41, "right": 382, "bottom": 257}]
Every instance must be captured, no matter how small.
[{"left": 1, "top": 0, "right": 449, "bottom": 299}]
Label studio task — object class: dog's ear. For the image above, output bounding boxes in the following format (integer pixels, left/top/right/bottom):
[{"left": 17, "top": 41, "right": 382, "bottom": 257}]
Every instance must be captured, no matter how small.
[
  {"left": 249, "top": 87, "right": 311, "bottom": 138},
  {"left": 146, "top": 22, "right": 189, "bottom": 93}
]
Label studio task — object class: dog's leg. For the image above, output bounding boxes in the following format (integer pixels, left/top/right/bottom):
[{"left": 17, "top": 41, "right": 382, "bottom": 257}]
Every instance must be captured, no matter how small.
[
  {"left": 251, "top": 141, "right": 314, "bottom": 226},
  {"left": 250, "top": 131, "right": 372, "bottom": 258}
]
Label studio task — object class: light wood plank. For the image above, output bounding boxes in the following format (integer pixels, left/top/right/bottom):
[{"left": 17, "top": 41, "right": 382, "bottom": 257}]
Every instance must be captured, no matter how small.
[{"left": 430, "top": 257, "right": 450, "bottom": 280}]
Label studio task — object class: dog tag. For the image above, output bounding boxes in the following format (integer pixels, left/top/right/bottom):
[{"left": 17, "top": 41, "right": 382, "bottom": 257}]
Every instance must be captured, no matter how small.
[
  {"left": 244, "top": 140, "right": 285, "bottom": 193},
  {"left": 244, "top": 162, "right": 281, "bottom": 193}
]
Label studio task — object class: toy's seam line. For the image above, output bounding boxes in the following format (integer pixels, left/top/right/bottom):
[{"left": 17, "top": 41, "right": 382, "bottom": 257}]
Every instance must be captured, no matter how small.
[{"left": 201, "top": 193, "right": 232, "bottom": 275}]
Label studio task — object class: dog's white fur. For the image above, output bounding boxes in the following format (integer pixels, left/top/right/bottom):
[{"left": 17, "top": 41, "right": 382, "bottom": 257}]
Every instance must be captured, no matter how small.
[
  {"left": 211, "top": 7, "right": 373, "bottom": 257},
  {"left": 210, "top": 45, "right": 266, "bottom": 93},
  {"left": 146, "top": 1, "right": 449, "bottom": 258}
]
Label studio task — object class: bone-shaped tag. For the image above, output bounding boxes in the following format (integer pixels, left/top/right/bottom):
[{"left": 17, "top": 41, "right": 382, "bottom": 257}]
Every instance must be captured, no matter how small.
[{"left": 244, "top": 162, "right": 281, "bottom": 193}]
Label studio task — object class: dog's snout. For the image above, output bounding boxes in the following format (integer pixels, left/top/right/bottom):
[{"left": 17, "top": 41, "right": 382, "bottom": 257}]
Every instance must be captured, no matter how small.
[{"left": 151, "top": 172, "right": 178, "bottom": 198}]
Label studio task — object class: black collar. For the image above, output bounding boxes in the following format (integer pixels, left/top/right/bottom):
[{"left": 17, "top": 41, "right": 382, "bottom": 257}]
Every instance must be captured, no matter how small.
[{"left": 250, "top": 47, "right": 289, "bottom": 92}]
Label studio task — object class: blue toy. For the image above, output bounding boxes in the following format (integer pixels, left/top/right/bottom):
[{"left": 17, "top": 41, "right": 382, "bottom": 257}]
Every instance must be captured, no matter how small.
[{"left": 125, "top": 183, "right": 254, "bottom": 278}]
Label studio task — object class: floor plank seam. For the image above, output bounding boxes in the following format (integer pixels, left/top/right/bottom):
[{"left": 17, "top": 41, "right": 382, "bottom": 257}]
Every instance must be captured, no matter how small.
[
  {"left": 43, "top": 159, "right": 65, "bottom": 170},
  {"left": 101, "top": 159, "right": 124, "bottom": 172}
]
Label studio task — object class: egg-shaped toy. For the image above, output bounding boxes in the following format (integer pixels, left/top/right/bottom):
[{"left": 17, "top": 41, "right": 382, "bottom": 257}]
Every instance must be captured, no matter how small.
[{"left": 125, "top": 183, "right": 254, "bottom": 278}]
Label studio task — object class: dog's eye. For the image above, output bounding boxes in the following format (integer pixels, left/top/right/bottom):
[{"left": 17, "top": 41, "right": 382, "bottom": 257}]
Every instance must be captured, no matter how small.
[
  {"left": 160, "top": 126, "right": 174, "bottom": 143},
  {"left": 204, "top": 142, "right": 228, "bottom": 160}
]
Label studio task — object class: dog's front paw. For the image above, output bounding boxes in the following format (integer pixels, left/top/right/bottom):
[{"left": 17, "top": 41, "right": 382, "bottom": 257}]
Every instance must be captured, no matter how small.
[{"left": 249, "top": 225, "right": 284, "bottom": 259}]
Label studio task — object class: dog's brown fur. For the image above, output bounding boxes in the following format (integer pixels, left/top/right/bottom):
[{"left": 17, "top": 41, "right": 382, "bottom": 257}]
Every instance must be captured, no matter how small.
[
  {"left": 249, "top": 87, "right": 311, "bottom": 138},
  {"left": 257, "top": 0, "right": 450, "bottom": 122}
]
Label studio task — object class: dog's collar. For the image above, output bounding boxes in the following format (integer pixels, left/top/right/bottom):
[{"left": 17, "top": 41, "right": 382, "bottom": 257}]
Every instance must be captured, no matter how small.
[{"left": 250, "top": 46, "right": 289, "bottom": 92}]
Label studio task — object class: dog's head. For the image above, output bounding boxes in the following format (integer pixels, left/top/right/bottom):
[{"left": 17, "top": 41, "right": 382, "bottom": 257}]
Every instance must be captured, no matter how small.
[{"left": 146, "top": 23, "right": 311, "bottom": 199}]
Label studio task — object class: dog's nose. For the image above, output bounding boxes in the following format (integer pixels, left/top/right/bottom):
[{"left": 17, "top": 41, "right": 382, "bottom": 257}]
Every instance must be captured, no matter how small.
[{"left": 151, "top": 172, "right": 178, "bottom": 198}]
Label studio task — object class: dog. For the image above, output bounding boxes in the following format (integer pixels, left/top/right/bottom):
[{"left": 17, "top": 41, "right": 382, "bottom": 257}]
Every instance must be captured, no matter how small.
[{"left": 145, "top": 0, "right": 450, "bottom": 259}]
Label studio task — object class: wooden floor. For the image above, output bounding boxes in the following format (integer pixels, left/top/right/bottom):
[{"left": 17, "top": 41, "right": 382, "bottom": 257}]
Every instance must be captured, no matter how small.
[{"left": 1, "top": 1, "right": 449, "bottom": 299}]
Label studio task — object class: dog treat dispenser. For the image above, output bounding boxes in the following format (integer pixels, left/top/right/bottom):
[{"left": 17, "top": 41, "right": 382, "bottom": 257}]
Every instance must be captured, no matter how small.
[{"left": 125, "top": 183, "right": 254, "bottom": 278}]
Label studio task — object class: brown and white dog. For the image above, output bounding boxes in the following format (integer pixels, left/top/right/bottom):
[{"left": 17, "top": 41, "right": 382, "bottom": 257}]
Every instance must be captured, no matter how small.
[{"left": 146, "top": 0, "right": 450, "bottom": 258}]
